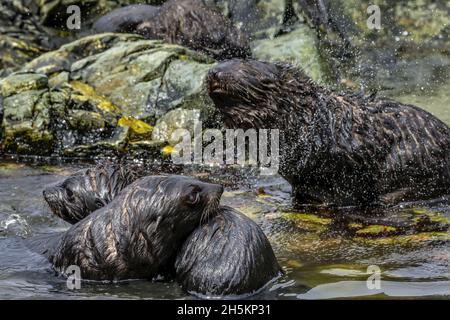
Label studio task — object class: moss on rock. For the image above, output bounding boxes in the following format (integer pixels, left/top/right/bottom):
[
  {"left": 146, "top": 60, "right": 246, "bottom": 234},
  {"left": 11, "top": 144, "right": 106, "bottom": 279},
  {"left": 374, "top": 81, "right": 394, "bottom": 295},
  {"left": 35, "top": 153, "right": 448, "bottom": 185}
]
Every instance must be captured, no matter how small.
[{"left": 0, "top": 33, "right": 218, "bottom": 158}]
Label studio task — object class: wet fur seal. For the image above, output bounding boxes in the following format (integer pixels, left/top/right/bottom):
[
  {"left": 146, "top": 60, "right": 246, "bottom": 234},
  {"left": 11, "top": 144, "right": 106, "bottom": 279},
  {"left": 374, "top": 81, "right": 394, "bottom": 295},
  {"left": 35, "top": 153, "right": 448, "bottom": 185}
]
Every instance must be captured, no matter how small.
[
  {"left": 92, "top": 4, "right": 158, "bottom": 34},
  {"left": 43, "top": 163, "right": 144, "bottom": 224},
  {"left": 175, "top": 206, "right": 282, "bottom": 297},
  {"left": 207, "top": 59, "right": 450, "bottom": 206},
  {"left": 93, "top": 0, "right": 251, "bottom": 60},
  {"left": 41, "top": 167, "right": 282, "bottom": 296},
  {"left": 44, "top": 175, "right": 223, "bottom": 281}
]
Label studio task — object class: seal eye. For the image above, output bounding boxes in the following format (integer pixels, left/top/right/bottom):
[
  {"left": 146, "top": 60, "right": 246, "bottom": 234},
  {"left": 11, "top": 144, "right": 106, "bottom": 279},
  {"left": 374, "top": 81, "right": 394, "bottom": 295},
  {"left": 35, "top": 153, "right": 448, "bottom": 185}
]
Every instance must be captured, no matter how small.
[
  {"left": 186, "top": 190, "right": 200, "bottom": 205},
  {"left": 66, "top": 189, "right": 75, "bottom": 202}
]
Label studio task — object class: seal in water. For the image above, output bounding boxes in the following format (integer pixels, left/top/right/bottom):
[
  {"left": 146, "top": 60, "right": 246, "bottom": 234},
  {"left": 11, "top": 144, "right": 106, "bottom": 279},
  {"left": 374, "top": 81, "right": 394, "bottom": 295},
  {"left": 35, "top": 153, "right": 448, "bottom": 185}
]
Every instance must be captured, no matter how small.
[
  {"left": 176, "top": 206, "right": 282, "bottom": 297},
  {"left": 207, "top": 59, "right": 450, "bottom": 206},
  {"left": 93, "top": 0, "right": 251, "bottom": 60},
  {"left": 43, "top": 163, "right": 143, "bottom": 224},
  {"left": 44, "top": 175, "right": 223, "bottom": 281}
]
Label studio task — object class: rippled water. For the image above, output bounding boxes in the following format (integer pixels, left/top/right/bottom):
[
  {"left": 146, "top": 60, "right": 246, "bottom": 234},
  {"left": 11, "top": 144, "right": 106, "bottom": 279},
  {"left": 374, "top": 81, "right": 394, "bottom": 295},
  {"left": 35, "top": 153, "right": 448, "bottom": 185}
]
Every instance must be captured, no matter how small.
[{"left": 1, "top": 161, "right": 450, "bottom": 299}]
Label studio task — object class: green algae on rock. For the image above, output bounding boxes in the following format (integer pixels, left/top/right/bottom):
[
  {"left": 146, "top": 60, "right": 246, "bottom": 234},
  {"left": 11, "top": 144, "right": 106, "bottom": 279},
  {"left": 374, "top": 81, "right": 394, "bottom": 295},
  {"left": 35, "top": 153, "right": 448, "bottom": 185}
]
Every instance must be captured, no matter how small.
[
  {"left": 281, "top": 212, "right": 333, "bottom": 233},
  {"left": 206, "top": 0, "right": 286, "bottom": 37},
  {"left": 0, "top": 33, "right": 218, "bottom": 158},
  {"left": 354, "top": 225, "right": 398, "bottom": 238},
  {"left": 252, "top": 24, "right": 328, "bottom": 83},
  {"left": 293, "top": 0, "right": 450, "bottom": 94},
  {"left": 0, "top": 0, "right": 72, "bottom": 76},
  {"left": 280, "top": 206, "right": 450, "bottom": 239}
]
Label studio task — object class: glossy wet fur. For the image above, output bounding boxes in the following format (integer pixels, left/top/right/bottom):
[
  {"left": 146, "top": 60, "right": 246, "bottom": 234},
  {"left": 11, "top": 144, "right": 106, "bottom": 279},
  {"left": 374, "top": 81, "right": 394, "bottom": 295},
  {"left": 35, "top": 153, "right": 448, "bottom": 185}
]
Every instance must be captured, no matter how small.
[
  {"left": 176, "top": 206, "right": 282, "bottom": 297},
  {"left": 43, "top": 164, "right": 143, "bottom": 224},
  {"left": 48, "top": 175, "right": 223, "bottom": 281},
  {"left": 93, "top": 0, "right": 251, "bottom": 60},
  {"left": 207, "top": 59, "right": 450, "bottom": 206}
]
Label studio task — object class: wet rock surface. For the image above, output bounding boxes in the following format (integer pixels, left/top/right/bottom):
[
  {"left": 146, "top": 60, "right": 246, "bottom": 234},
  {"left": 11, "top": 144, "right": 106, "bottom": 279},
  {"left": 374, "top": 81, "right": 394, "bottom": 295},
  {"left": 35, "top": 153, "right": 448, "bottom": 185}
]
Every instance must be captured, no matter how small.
[
  {"left": 0, "top": 0, "right": 71, "bottom": 77},
  {"left": 291, "top": 0, "right": 450, "bottom": 92},
  {"left": 0, "top": 33, "right": 216, "bottom": 158},
  {"left": 0, "top": 2, "right": 449, "bottom": 300},
  {"left": 0, "top": 0, "right": 334, "bottom": 159}
]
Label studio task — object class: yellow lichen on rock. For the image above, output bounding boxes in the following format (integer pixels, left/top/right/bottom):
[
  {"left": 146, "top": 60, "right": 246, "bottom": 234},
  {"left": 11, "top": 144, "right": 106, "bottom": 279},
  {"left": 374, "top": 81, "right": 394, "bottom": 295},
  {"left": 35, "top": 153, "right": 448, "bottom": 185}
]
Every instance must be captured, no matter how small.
[
  {"left": 161, "top": 145, "right": 175, "bottom": 155},
  {"left": 355, "top": 225, "right": 398, "bottom": 237},
  {"left": 118, "top": 116, "right": 153, "bottom": 135},
  {"left": 69, "top": 81, "right": 122, "bottom": 114},
  {"left": 354, "top": 232, "right": 450, "bottom": 245}
]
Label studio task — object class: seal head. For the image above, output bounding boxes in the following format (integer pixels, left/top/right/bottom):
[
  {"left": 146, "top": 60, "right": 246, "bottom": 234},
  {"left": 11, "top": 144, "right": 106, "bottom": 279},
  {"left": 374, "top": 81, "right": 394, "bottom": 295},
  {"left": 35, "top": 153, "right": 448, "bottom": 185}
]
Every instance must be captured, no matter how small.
[
  {"left": 207, "top": 59, "right": 297, "bottom": 129},
  {"left": 43, "top": 164, "right": 142, "bottom": 224}
]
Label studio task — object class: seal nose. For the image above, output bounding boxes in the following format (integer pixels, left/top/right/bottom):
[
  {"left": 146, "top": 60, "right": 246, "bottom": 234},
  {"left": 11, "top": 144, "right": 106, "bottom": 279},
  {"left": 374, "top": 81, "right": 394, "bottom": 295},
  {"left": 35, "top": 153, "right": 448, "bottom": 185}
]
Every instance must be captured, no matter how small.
[
  {"left": 207, "top": 68, "right": 221, "bottom": 84},
  {"left": 202, "top": 182, "right": 224, "bottom": 199},
  {"left": 213, "top": 185, "right": 224, "bottom": 200},
  {"left": 43, "top": 188, "right": 52, "bottom": 199},
  {"left": 43, "top": 188, "right": 54, "bottom": 204},
  {"left": 43, "top": 186, "right": 59, "bottom": 202}
]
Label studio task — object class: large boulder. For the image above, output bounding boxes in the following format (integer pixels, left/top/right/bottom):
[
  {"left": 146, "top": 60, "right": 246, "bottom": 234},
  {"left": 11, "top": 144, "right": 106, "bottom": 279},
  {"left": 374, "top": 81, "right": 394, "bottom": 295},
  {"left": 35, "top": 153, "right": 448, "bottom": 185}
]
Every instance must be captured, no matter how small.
[
  {"left": 0, "top": 33, "right": 217, "bottom": 158},
  {"left": 0, "top": 0, "right": 165, "bottom": 76},
  {"left": 205, "top": 0, "right": 286, "bottom": 38},
  {"left": 0, "top": 0, "right": 70, "bottom": 76},
  {"left": 290, "top": 0, "right": 449, "bottom": 92},
  {"left": 252, "top": 23, "right": 330, "bottom": 83}
]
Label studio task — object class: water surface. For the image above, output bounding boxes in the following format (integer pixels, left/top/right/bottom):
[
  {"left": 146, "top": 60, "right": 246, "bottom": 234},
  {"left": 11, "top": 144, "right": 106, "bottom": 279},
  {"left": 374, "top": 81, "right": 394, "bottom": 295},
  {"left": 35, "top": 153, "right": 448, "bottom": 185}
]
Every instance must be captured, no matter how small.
[{"left": 1, "top": 162, "right": 449, "bottom": 299}]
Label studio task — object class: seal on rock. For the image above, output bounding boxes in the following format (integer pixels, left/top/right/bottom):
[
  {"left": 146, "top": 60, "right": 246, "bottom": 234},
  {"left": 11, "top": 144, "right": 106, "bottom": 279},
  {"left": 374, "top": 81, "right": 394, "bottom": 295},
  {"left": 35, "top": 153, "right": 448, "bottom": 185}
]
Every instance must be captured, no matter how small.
[
  {"left": 175, "top": 206, "right": 282, "bottom": 297},
  {"left": 43, "top": 163, "right": 143, "bottom": 224},
  {"left": 92, "top": 4, "right": 158, "bottom": 34},
  {"left": 206, "top": 59, "right": 450, "bottom": 206},
  {"left": 93, "top": 0, "right": 251, "bottom": 60},
  {"left": 44, "top": 175, "right": 223, "bottom": 281}
]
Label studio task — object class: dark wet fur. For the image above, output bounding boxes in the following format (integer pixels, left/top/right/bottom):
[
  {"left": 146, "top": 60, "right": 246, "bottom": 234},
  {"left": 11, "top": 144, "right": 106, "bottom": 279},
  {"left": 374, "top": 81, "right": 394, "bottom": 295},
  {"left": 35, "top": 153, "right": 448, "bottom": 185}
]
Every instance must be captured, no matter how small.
[
  {"left": 43, "top": 163, "right": 144, "bottom": 224},
  {"left": 93, "top": 4, "right": 158, "bottom": 34},
  {"left": 46, "top": 175, "right": 223, "bottom": 281},
  {"left": 175, "top": 206, "right": 282, "bottom": 297},
  {"left": 93, "top": 0, "right": 251, "bottom": 60},
  {"left": 207, "top": 59, "right": 450, "bottom": 206}
]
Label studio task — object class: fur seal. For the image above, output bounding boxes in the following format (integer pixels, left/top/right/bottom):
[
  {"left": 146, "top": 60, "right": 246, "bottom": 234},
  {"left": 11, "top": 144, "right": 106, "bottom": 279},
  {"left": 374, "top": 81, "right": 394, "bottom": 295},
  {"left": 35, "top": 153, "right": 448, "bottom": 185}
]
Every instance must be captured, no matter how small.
[
  {"left": 207, "top": 59, "right": 450, "bottom": 206},
  {"left": 93, "top": 0, "right": 251, "bottom": 60},
  {"left": 45, "top": 175, "right": 223, "bottom": 281},
  {"left": 92, "top": 4, "right": 158, "bottom": 34},
  {"left": 43, "top": 163, "right": 143, "bottom": 224},
  {"left": 175, "top": 206, "right": 282, "bottom": 297}
]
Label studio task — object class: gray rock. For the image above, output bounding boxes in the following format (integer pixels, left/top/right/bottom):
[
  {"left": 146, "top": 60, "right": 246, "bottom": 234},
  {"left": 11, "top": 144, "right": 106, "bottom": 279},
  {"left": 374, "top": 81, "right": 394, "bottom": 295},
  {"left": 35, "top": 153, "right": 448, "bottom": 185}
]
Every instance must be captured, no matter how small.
[{"left": 0, "top": 33, "right": 217, "bottom": 158}]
